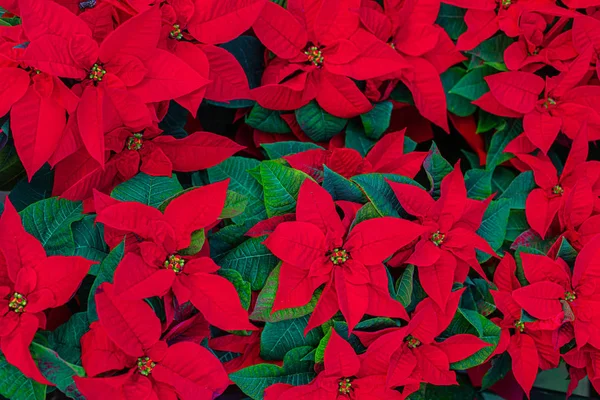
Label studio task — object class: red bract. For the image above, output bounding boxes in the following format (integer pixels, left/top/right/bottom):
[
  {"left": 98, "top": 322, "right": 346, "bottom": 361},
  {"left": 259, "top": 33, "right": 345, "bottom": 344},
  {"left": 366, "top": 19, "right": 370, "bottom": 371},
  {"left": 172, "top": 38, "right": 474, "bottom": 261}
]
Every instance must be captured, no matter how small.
[
  {"left": 20, "top": 3, "right": 208, "bottom": 166},
  {"left": 513, "top": 127, "right": 599, "bottom": 238},
  {"left": 265, "top": 330, "right": 404, "bottom": 400},
  {"left": 263, "top": 179, "right": 426, "bottom": 332},
  {"left": 387, "top": 165, "right": 495, "bottom": 308},
  {"left": 563, "top": 345, "right": 600, "bottom": 397},
  {"left": 357, "top": 290, "right": 488, "bottom": 398},
  {"left": 475, "top": 56, "right": 600, "bottom": 153},
  {"left": 75, "top": 283, "right": 229, "bottom": 400},
  {"left": 251, "top": 0, "right": 407, "bottom": 118},
  {"left": 0, "top": 199, "right": 92, "bottom": 384},
  {"left": 360, "top": 0, "right": 465, "bottom": 131},
  {"left": 158, "top": 0, "right": 257, "bottom": 105},
  {"left": 52, "top": 124, "right": 243, "bottom": 201},
  {"left": 209, "top": 331, "right": 282, "bottom": 374},
  {"left": 454, "top": 0, "right": 573, "bottom": 51},
  {"left": 490, "top": 254, "right": 560, "bottom": 397},
  {"left": 512, "top": 237, "right": 600, "bottom": 349},
  {"left": 95, "top": 181, "right": 256, "bottom": 331},
  {"left": 0, "top": 27, "right": 78, "bottom": 179},
  {"left": 284, "top": 130, "right": 427, "bottom": 181}
]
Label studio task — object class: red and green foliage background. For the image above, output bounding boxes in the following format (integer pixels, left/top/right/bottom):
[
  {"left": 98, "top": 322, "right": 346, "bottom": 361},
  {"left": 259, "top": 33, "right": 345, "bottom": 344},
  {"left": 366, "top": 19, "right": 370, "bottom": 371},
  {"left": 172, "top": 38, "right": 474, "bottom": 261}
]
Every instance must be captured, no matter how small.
[{"left": 1, "top": 0, "right": 600, "bottom": 399}]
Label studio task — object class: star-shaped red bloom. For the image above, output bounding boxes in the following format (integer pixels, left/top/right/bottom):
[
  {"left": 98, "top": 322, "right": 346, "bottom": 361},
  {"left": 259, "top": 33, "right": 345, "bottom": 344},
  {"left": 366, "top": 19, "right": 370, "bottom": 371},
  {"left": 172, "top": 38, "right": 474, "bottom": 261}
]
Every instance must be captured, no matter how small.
[
  {"left": 265, "top": 329, "right": 405, "bottom": 400},
  {"left": 489, "top": 253, "right": 560, "bottom": 397},
  {"left": 263, "top": 179, "right": 426, "bottom": 333},
  {"left": 95, "top": 180, "right": 256, "bottom": 331},
  {"left": 0, "top": 199, "right": 93, "bottom": 384},
  {"left": 512, "top": 236, "right": 600, "bottom": 350},
  {"left": 387, "top": 165, "right": 496, "bottom": 308},
  {"left": 356, "top": 290, "right": 489, "bottom": 398},
  {"left": 75, "top": 283, "right": 229, "bottom": 400}
]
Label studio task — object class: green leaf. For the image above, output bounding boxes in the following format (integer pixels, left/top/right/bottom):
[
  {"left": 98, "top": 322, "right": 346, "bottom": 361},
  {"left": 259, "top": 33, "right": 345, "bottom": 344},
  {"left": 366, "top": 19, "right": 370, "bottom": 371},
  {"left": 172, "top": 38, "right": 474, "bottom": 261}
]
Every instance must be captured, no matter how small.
[
  {"left": 345, "top": 120, "right": 376, "bottom": 157},
  {"left": 476, "top": 199, "right": 510, "bottom": 261},
  {"left": 441, "top": 67, "right": 477, "bottom": 117},
  {"left": 481, "top": 352, "right": 511, "bottom": 390},
  {"left": 464, "top": 169, "right": 493, "bottom": 200},
  {"left": 262, "top": 141, "right": 323, "bottom": 159},
  {"left": 218, "top": 268, "right": 252, "bottom": 310},
  {"left": 352, "top": 174, "right": 424, "bottom": 218},
  {"left": 444, "top": 308, "right": 501, "bottom": 370},
  {"left": 178, "top": 229, "right": 205, "bottom": 256},
  {"left": 423, "top": 143, "right": 453, "bottom": 197},
  {"left": 70, "top": 216, "right": 109, "bottom": 267},
  {"left": 230, "top": 346, "right": 316, "bottom": 400},
  {"left": 0, "top": 355, "right": 46, "bottom": 400},
  {"left": 219, "top": 236, "right": 279, "bottom": 291},
  {"left": 491, "top": 167, "right": 516, "bottom": 195},
  {"left": 477, "top": 110, "right": 505, "bottom": 134},
  {"left": 208, "top": 157, "right": 267, "bottom": 225},
  {"left": 48, "top": 312, "right": 89, "bottom": 365},
  {"left": 260, "top": 160, "right": 312, "bottom": 217},
  {"left": 111, "top": 173, "right": 183, "bottom": 208},
  {"left": 250, "top": 264, "right": 321, "bottom": 322},
  {"left": 246, "top": 104, "right": 291, "bottom": 133},
  {"left": 0, "top": 144, "right": 25, "bottom": 191},
  {"left": 221, "top": 190, "right": 248, "bottom": 219},
  {"left": 450, "top": 66, "right": 495, "bottom": 101},
  {"left": 87, "top": 241, "right": 125, "bottom": 322},
  {"left": 395, "top": 265, "right": 415, "bottom": 307},
  {"left": 360, "top": 101, "right": 393, "bottom": 140},
  {"left": 468, "top": 35, "right": 514, "bottom": 64},
  {"left": 506, "top": 210, "right": 528, "bottom": 242},
  {"left": 314, "top": 327, "right": 333, "bottom": 364},
  {"left": 209, "top": 224, "right": 249, "bottom": 259},
  {"left": 350, "top": 202, "right": 381, "bottom": 230},
  {"left": 19, "top": 198, "right": 84, "bottom": 256},
  {"left": 556, "top": 237, "right": 578, "bottom": 266},
  {"left": 435, "top": 4, "right": 466, "bottom": 40},
  {"left": 323, "top": 166, "right": 367, "bottom": 203},
  {"left": 295, "top": 100, "right": 347, "bottom": 142},
  {"left": 30, "top": 342, "right": 85, "bottom": 400},
  {"left": 498, "top": 171, "right": 535, "bottom": 210},
  {"left": 486, "top": 119, "right": 522, "bottom": 170},
  {"left": 8, "top": 165, "right": 53, "bottom": 212},
  {"left": 260, "top": 315, "right": 323, "bottom": 360}
]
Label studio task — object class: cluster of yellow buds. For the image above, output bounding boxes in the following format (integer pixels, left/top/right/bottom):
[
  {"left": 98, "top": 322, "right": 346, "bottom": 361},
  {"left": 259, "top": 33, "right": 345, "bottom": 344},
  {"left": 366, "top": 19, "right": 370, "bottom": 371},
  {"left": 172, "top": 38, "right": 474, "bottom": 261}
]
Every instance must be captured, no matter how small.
[
  {"left": 431, "top": 231, "right": 446, "bottom": 247},
  {"left": 8, "top": 292, "right": 27, "bottom": 313},
  {"left": 127, "top": 133, "right": 144, "bottom": 151},
  {"left": 330, "top": 248, "right": 349, "bottom": 265},
  {"left": 305, "top": 46, "right": 324, "bottom": 67},
  {"left": 165, "top": 254, "right": 185, "bottom": 273},
  {"left": 338, "top": 378, "right": 353, "bottom": 395},
  {"left": 89, "top": 63, "right": 106, "bottom": 82},
  {"left": 170, "top": 24, "right": 183, "bottom": 40},
  {"left": 137, "top": 357, "right": 156, "bottom": 376}
]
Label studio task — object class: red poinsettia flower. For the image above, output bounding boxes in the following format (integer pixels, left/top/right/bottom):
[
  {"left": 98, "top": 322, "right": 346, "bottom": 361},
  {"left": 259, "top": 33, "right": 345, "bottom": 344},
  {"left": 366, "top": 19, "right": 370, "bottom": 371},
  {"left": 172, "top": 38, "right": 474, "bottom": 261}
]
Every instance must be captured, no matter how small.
[
  {"left": 511, "top": 127, "right": 598, "bottom": 239},
  {"left": 359, "top": 0, "right": 465, "bottom": 131},
  {"left": 490, "top": 253, "right": 560, "bottom": 397},
  {"left": 263, "top": 179, "right": 426, "bottom": 332},
  {"left": 356, "top": 289, "right": 489, "bottom": 398},
  {"left": 75, "top": 283, "right": 229, "bottom": 400},
  {"left": 563, "top": 344, "right": 600, "bottom": 397},
  {"left": 0, "top": 199, "right": 92, "bottom": 384},
  {"left": 95, "top": 181, "right": 256, "bottom": 331},
  {"left": 387, "top": 165, "right": 496, "bottom": 308},
  {"left": 284, "top": 130, "right": 427, "bottom": 181},
  {"left": 251, "top": 0, "right": 408, "bottom": 118},
  {"left": 512, "top": 237, "right": 600, "bottom": 350},
  {"left": 504, "top": 16, "right": 576, "bottom": 72},
  {"left": 158, "top": 0, "right": 255, "bottom": 105},
  {"left": 265, "top": 329, "right": 405, "bottom": 400},
  {"left": 454, "top": 0, "right": 573, "bottom": 51},
  {"left": 52, "top": 123, "right": 243, "bottom": 201},
  {"left": 475, "top": 54, "right": 600, "bottom": 153},
  {"left": 0, "top": 22, "right": 79, "bottom": 179},
  {"left": 20, "top": 2, "right": 209, "bottom": 166}
]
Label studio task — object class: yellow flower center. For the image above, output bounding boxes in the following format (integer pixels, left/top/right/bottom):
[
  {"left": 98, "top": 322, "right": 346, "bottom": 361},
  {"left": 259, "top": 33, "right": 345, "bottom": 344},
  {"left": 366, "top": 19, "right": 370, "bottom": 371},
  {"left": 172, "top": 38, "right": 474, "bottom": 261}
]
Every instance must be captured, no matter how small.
[
  {"left": 137, "top": 356, "right": 155, "bottom": 376},
  {"left": 304, "top": 46, "right": 324, "bottom": 67},
  {"left": 338, "top": 378, "right": 353, "bottom": 395},
  {"left": 8, "top": 292, "right": 27, "bottom": 313},
  {"left": 164, "top": 254, "right": 185, "bottom": 273}
]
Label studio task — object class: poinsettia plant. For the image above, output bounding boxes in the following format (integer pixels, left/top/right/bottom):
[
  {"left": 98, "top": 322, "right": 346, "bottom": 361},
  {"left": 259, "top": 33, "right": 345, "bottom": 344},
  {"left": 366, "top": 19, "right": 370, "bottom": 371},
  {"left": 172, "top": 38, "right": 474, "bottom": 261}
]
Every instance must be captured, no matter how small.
[{"left": 3, "top": 0, "right": 600, "bottom": 399}]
